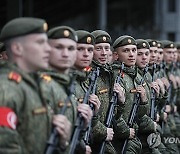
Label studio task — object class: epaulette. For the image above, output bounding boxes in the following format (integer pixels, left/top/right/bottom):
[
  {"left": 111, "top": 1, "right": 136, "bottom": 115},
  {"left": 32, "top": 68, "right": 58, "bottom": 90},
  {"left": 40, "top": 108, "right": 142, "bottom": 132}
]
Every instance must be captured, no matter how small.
[
  {"left": 84, "top": 66, "right": 92, "bottom": 72},
  {"left": 41, "top": 74, "right": 51, "bottom": 82},
  {"left": 8, "top": 71, "right": 21, "bottom": 83}
]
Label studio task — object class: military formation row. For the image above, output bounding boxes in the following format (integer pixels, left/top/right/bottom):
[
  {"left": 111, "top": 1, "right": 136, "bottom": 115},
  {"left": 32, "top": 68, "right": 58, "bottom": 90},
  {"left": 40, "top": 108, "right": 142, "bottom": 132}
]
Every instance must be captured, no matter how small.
[{"left": 0, "top": 17, "right": 180, "bottom": 154}]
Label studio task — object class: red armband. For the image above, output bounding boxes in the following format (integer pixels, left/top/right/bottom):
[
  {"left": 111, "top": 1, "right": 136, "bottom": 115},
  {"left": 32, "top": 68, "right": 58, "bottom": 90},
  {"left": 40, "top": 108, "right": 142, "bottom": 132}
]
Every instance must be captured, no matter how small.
[{"left": 0, "top": 107, "right": 17, "bottom": 129}]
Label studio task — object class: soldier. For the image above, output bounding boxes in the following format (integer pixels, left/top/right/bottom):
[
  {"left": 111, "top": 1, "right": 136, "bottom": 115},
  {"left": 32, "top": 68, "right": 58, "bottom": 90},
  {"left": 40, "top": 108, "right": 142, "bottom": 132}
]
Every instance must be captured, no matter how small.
[
  {"left": 0, "top": 17, "right": 71, "bottom": 154},
  {"left": 161, "top": 40, "right": 180, "bottom": 154},
  {"left": 89, "top": 30, "right": 123, "bottom": 154},
  {"left": 0, "top": 42, "right": 8, "bottom": 60},
  {"left": 136, "top": 39, "right": 163, "bottom": 154},
  {"left": 112, "top": 35, "right": 149, "bottom": 153},
  {"left": 46, "top": 26, "right": 93, "bottom": 154},
  {"left": 73, "top": 30, "right": 101, "bottom": 153}
]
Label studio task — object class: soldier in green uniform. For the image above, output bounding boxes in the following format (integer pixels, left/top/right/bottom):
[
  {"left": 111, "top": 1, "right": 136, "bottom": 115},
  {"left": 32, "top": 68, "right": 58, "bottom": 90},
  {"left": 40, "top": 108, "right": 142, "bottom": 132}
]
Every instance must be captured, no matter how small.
[
  {"left": 0, "top": 42, "right": 8, "bottom": 60},
  {"left": 136, "top": 39, "right": 164, "bottom": 154},
  {"left": 43, "top": 26, "right": 93, "bottom": 154},
  {"left": 112, "top": 35, "right": 149, "bottom": 154},
  {"left": 89, "top": 30, "right": 122, "bottom": 154},
  {"left": 73, "top": 30, "right": 102, "bottom": 154},
  {"left": 0, "top": 17, "right": 71, "bottom": 154},
  {"left": 161, "top": 40, "right": 180, "bottom": 154}
]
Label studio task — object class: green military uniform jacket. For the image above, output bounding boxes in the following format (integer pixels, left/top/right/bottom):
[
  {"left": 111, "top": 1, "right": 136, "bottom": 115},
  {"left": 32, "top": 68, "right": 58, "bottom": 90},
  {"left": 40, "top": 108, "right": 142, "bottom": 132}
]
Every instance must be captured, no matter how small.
[
  {"left": 112, "top": 61, "right": 151, "bottom": 154},
  {"left": 90, "top": 60, "right": 116, "bottom": 154},
  {"left": 40, "top": 70, "right": 79, "bottom": 154},
  {"left": 0, "top": 61, "right": 53, "bottom": 154}
]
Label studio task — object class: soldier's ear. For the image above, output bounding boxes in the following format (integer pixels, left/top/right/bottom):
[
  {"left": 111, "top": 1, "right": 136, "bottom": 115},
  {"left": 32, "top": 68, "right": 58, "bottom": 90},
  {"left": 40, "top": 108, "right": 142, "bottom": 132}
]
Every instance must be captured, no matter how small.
[
  {"left": 113, "top": 52, "right": 118, "bottom": 60},
  {"left": 11, "top": 42, "right": 23, "bottom": 56}
]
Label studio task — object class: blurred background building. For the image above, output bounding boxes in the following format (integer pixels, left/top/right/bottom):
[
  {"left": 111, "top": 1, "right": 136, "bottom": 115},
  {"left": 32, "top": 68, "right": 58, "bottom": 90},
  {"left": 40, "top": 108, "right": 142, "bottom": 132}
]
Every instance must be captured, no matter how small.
[{"left": 0, "top": 0, "right": 179, "bottom": 42}]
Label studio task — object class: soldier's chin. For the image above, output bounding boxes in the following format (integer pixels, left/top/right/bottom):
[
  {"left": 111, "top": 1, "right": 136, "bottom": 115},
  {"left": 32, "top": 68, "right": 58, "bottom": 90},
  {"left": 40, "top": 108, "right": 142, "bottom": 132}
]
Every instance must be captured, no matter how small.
[
  {"left": 125, "top": 62, "right": 135, "bottom": 67},
  {"left": 40, "top": 63, "right": 49, "bottom": 70}
]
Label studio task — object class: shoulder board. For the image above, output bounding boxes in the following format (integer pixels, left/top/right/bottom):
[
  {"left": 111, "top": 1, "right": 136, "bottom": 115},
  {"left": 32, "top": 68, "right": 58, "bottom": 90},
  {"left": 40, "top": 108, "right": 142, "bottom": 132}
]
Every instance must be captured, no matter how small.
[
  {"left": 8, "top": 71, "right": 21, "bottom": 83},
  {"left": 40, "top": 74, "right": 51, "bottom": 82}
]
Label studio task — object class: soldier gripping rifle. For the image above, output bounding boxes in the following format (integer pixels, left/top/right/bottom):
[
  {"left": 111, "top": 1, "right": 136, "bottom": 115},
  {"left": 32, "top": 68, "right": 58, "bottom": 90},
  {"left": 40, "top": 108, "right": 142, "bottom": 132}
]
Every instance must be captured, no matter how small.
[
  {"left": 121, "top": 66, "right": 148, "bottom": 154},
  {"left": 69, "top": 67, "right": 100, "bottom": 154},
  {"left": 45, "top": 73, "right": 77, "bottom": 154},
  {"left": 99, "top": 62, "right": 125, "bottom": 154},
  {"left": 84, "top": 68, "right": 100, "bottom": 146}
]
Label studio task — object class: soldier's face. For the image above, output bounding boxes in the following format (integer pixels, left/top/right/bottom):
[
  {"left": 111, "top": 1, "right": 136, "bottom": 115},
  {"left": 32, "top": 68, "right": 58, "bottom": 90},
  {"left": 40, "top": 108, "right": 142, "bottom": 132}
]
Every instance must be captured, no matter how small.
[
  {"left": 93, "top": 43, "right": 110, "bottom": 64},
  {"left": 178, "top": 50, "right": 180, "bottom": 62},
  {"left": 173, "top": 50, "right": 178, "bottom": 62},
  {"left": 163, "top": 48, "right": 175, "bottom": 64},
  {"left": 107, "top": 49, "right": 113, "bottom": 64},
  {"left": 116, "top": 44, "right": 137, "bottom": 66},
  {"left": 74, "top": 43, "right": 94, "bottom": 69},
  {"left": 149, "top": 47, "right": 158, "bottom": 65},
  {"left": 49, "top": 38, "right": 77, "bottom": 72},
  {"left": 156, "top": 48, "right": 163, "bottom": 64},
  {"left": 136, "top": 48, "right": 150, "bottom": 68},
  {"left": 19, "top": 33, "right": 51, "bottom": 72}
]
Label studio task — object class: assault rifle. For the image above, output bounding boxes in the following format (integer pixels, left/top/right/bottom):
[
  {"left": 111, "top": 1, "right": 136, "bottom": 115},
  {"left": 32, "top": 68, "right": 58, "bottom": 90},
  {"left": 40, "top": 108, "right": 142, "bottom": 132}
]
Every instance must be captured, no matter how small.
[{"left": 83, "top": 67, "right": 100, "bottom": 145}]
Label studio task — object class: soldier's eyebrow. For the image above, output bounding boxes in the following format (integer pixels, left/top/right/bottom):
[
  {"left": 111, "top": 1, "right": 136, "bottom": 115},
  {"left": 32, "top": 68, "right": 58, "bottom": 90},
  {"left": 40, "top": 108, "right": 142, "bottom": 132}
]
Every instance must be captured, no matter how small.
[
  {"left": 68, "top": 45, "right": 76, "bottom": 50},
  {"left": 77, "top": 46, "right": 85, "bottom": 50}
]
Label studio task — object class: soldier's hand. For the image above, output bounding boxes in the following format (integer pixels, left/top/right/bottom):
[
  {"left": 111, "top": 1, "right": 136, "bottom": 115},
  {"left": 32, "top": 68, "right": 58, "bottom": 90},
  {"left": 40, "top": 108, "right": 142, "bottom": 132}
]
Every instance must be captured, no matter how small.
[
  {"left": 156, "top": 79, "right": 165, "bottom": 95},
  {"left": 129, "top": 128, "right": 135, "bottom": 139},
  {"left": 77, "top": 104, "right": 93, "bottom": 127},
  {"left": 165, "top": 105, "right": 171, "bottom": 113},
  {"left": 174, "top": 105, "right": 177, "bottom": 113},
  {"left": 156, "top": 113, "right": 160, "bottom": 122},
  {"left": 89, "top": 94, "right": 101, "bottom": 115},
  {"left": 113, "top": 83, "right": 125, "bottom": 104},
  {"left": 85, "top": 145, "right": 92, "bottom": 154},
  {"left": 169, "top": 74, "right": 178, "bottom": 89},
  {"left": 161, "top": 77, "right": 170, "bottom": 90},
  {"left": 150, "top": 81, "right": 160, "bottom": 96},
  {"left": 53, "top": 115, "right": 71, "bottom": 147},
  {"left": 163, "top": 112, "right": 167, "bottom": 122},
  {"left": 175, "top": 76, "right": 180, "bottom": 88},
  {"left": 154, "top": 122, "right": 157, "bottom": 130},
  {"left": 136, "top": 85, "right": 147, "bottom": 103},
  {"left": 106, "top": 128, "right": 114, "bottom": 141}
]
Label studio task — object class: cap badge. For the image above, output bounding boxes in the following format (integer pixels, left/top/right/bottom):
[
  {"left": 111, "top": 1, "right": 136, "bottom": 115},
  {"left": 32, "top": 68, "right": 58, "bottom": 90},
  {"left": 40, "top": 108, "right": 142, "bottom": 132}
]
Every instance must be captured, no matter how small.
[
  {"left": 43, "top": 23, "right": 48, "bottom": 32},
  {"left": 143, "top": 43, "right": 146, "bottom": 47},
  {"left": 64, "top": 30, "right": 70, "bottom": 37},
  {"left": 103, "top": 36, "right": 107, "bottom": 41},
  {"left": 152, "top": 41, "right": 156, "bottom": 46},
  {"left": 128, "top": 39, "right": 132, "bottom": 43},
  {"left": 87, "top": 37, "right": 92, "bottom": 43},
  {"left": 170, "top": 44, "right": 174, "bottom": 48}
]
